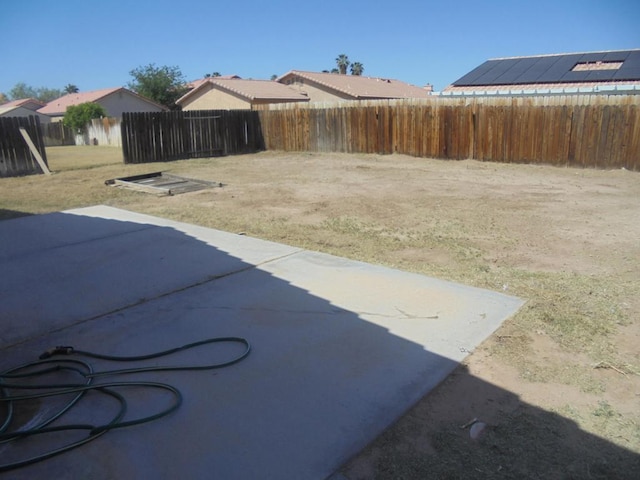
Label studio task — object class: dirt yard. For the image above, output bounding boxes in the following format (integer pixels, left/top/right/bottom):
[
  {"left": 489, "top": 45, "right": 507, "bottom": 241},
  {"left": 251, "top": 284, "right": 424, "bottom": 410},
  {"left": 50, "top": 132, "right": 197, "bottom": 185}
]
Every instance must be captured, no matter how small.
[{"left": 2, "top": 147, "right": 639, "bottom": 478}]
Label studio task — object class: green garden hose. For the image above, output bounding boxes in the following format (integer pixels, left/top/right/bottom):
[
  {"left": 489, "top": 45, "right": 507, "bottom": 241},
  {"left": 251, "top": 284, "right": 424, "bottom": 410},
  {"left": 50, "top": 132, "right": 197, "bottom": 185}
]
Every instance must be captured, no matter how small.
[{"left": 0, "top": 336, "right": 250, "bottom": 472}]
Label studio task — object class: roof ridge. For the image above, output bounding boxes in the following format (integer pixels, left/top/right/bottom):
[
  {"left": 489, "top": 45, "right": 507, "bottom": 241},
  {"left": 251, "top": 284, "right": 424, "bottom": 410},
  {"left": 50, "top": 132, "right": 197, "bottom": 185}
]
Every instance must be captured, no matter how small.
[
  {"left": 210, "top": 79, "right": 255, "bottom": 100},
  {"left": 177, "top": 78, "right": 308, "bottom": 104},
  {"left": 285, "top": 71, "right": 356, "bottom": 97},
  {"left": 37, "top": 87, "right": 167, "bottom": 114},
  {"left": 278, "top": 70, "right": 431, "bottom": 100}
]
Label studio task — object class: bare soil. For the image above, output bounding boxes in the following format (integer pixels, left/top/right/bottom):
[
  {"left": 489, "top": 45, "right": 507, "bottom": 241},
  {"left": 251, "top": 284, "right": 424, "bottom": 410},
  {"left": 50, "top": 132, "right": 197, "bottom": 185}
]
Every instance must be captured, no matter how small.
[{"left": 2, "top": 147, "right": 639, "bottom": 478}]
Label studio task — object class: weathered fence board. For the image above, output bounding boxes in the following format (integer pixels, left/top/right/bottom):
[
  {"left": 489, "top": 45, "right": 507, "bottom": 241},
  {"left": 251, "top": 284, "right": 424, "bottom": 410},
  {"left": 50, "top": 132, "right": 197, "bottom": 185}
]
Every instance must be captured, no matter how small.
[
  {"left": 0, "top": 116, "right": 49, "bottom": 177},
  {"left": 257, "top": 97, "right": 640, "bottom": 170},
  {"left": 41, "top": 121, "right": 75, "bottom": 146},
  {"left": 121, "top": 110, "right": 264, "bottom": 164},
  {"left": 86, "top": 117, "right": 122, "bottom": 147}
]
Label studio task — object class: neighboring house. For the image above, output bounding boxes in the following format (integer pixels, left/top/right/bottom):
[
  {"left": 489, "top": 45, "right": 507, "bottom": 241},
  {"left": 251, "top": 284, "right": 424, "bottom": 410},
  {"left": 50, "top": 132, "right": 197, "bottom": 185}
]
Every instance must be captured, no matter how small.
[
  {"left": 176, "top": 78, "right": 309, "bottom": 110},
  {"left": 38, "top": 87, "right": 167, "bottom": 121},
  {"left": 443, "top": 49, "right": 640, "bottom": 95},
  {"left": 277, "top": 71, "right": 433, "bottom": 103},
  {"left": 1, "top": 98, "right": 46, "bottom": 111},
  {"left": 0, "top": 98, "right": 51, "bottom": 122}
]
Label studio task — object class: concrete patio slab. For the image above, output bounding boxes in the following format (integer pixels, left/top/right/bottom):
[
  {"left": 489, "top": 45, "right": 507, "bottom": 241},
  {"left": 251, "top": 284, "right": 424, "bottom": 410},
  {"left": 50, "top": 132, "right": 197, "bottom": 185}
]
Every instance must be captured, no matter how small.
[{"left": 0, "top": 206, "right": 524, "bottom": 479}]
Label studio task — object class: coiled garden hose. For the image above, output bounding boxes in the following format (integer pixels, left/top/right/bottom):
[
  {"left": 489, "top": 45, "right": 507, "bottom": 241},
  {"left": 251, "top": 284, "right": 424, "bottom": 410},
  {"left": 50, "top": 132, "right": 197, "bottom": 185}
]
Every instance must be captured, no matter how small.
[{"left": 0, "top": 336, "right": 250, "bottom": 472}]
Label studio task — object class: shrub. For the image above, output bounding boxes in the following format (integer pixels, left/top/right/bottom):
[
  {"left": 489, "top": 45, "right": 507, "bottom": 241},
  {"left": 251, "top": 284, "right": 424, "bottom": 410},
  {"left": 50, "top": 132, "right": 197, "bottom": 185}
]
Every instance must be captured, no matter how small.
[{"left": 63, "top": 102, "right": 107, "bottom": 133}]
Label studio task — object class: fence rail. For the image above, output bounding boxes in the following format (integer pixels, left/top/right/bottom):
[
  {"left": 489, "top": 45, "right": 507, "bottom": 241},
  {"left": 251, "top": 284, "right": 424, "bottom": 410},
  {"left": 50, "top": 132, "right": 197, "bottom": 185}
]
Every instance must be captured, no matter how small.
[
  {"left": 257, "top": 97, "right": 640, "bottom": 170},
  {"left": 121, "top": 110, "right": 264, "bottom": 164},
  {"left": 0, "top": 116, "right": 49, "bottom": 177}
]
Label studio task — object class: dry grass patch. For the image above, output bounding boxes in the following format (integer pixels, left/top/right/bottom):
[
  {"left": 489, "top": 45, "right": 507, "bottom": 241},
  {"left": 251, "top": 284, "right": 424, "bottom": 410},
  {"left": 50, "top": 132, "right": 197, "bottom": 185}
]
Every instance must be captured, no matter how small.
[{"left": 2, "top": 146, "right": 639, "bottom": 478}]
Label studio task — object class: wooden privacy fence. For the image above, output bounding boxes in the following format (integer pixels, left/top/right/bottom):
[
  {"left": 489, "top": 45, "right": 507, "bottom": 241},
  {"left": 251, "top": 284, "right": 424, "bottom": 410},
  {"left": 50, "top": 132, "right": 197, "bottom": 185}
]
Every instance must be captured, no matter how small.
[
  {"left": 41, "top": 122, "right": 75, "bottom": 146},
  {"left": 121, "top": 110, "right": 264, "bottom": 164},
  {"left": 85, "top": 117, "right": 122, "bottom": 147},
  {"left": 258, "top": 97, "right": 640, "bottom": 170},
  {"left": 0, "top": 116, "right": 49, "bottom": 177}
]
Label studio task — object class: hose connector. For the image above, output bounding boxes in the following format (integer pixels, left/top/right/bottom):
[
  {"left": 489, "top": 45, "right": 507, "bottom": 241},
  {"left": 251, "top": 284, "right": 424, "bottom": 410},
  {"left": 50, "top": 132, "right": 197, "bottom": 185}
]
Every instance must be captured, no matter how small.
[{"left": 39, "top": 346, "right": 75, "bottom": 360}]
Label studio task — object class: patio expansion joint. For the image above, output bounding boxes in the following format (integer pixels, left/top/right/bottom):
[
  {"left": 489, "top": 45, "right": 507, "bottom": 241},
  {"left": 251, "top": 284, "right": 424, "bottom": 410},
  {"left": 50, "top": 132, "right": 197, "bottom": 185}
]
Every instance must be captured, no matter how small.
[{"left": 4, "top": 248, "right": 304, "bottom": 353}]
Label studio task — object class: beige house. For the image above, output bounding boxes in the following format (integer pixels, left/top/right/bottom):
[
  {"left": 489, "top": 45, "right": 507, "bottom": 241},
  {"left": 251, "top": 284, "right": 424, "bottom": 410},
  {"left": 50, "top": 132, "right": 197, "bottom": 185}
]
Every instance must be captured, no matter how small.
[
  {"left": 38, "top": 87, "right": 167, "bottom": 121},
  {"left": 177, "top": 78, "right": 309, "bottom": 110},
  {"left": 0, "top": 98, "right": 50, "bottom": 122},
  {"left": 277, "top": 71, "right": 433, "bottom": 103}
]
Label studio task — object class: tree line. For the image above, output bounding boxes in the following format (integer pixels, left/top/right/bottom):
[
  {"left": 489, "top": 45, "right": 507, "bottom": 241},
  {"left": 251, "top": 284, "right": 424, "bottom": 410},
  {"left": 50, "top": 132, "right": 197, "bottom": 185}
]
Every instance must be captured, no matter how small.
[{"left": 0, "top": 83, "right": 80, "bottom": 104}]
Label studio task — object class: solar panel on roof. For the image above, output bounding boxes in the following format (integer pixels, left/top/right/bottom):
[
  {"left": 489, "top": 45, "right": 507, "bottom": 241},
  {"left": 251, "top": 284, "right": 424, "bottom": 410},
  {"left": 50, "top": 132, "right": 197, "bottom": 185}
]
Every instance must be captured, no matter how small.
[
  {"left": 516, "top": 57, "right": 552, "bottom": 82},
  {"left": 474, "top": 59, "right": 520, "bottom": 84},
  {"left": 578, "top": 52, "right": 607, "bottom": 63},
  {"left": 614, "top": 68, "right": 640, "bottom": 81},
  {"left": 534, "top": 62, "right": 568, "bottom": 83},
  {"left": 452, "top": 61, "right": 496, "bottom": 85},
  {"left": 534, "top": 55, "right": 580, "bottom": 83},
  {"left": 614, "top": 51, "right": 640, "bottom": 80},
  {"left": 585, "top": 70, "right": 618, "bottom": 81},
  {"left": 560, "top": 70, "right": 593, "bottom": 82},
  {"left": 450, "top": 50, "right": 640, "bottom": 86},
  {"left": 495, "top": 58, "right": 536, "bottom": 83},
  {"left": 603, "top": 51, "right": 630, "bottom": 62}
]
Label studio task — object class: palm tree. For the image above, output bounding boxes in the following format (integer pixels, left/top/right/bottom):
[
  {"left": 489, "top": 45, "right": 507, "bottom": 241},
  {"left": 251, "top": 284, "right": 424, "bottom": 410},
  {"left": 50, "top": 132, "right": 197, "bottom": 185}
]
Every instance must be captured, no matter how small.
[
  {"left": 64, "top": 84, "right": 79, "bottom": 94},
  {"left": 350, "top": 62, "right": 364, "bottom": 76},
  {"left": 336, "top": 54, "right": 350, "bottom": 75}
]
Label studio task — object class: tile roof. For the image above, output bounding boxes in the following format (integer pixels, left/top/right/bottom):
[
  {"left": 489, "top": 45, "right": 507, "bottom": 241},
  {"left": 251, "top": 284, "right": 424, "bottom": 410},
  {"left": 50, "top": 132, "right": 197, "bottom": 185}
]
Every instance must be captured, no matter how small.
[
  {"left": 37, "top": 87, "right": 166, "bottom": 115},
  {"left": 450, "top": 49, "right": 640, "bottom": 87},
  {"left": 0, "top": 104, "right": 51, "bottom": 117},
  {"left": 177, "top": 78, "right": 309, "bottom": 105},
  {"left": 37, "top": 87, "right": 123, "bottom": 115},
  {"left": 1, "top": 98, "right": 46, "bottom": 109},
  {"left": 277, "top": 71, "right": 432, "bottom": 99}
]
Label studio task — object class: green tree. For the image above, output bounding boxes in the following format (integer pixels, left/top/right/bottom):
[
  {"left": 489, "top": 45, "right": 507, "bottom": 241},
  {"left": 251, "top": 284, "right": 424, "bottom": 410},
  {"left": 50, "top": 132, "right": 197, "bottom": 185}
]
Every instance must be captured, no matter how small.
[
  {"left": 0, "top": 92, "right": 8, "bottom": 104},
  {"left": 8, "top": 83, "right": 62, "bottom": 102},
  {"left": 9, "top": 82, "right": 37, "bottom": 100},
  {"left": 37, "top": 87, "right": 64, "bottom": 103},
  {"left": 127, "top": 64, "right": 188, "bottom": 108},
  {"left": 63, "top": 102, "right": 106, "bottom": 133},
  {"left": 350, "top": 62, "right": 364, "bottom": 76},
  {"left": 336, "top": 54, "right": 350, "bottom": 74},
  {"left": 64, "top": 84, "right": 79, "bottom": 94}
]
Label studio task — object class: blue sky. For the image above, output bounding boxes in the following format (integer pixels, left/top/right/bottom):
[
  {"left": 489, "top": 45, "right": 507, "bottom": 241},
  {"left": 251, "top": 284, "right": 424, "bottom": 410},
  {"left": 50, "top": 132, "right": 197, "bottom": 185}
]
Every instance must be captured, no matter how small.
[{"left": 1, "top": 0, "right": 638, "bottom": 96}]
